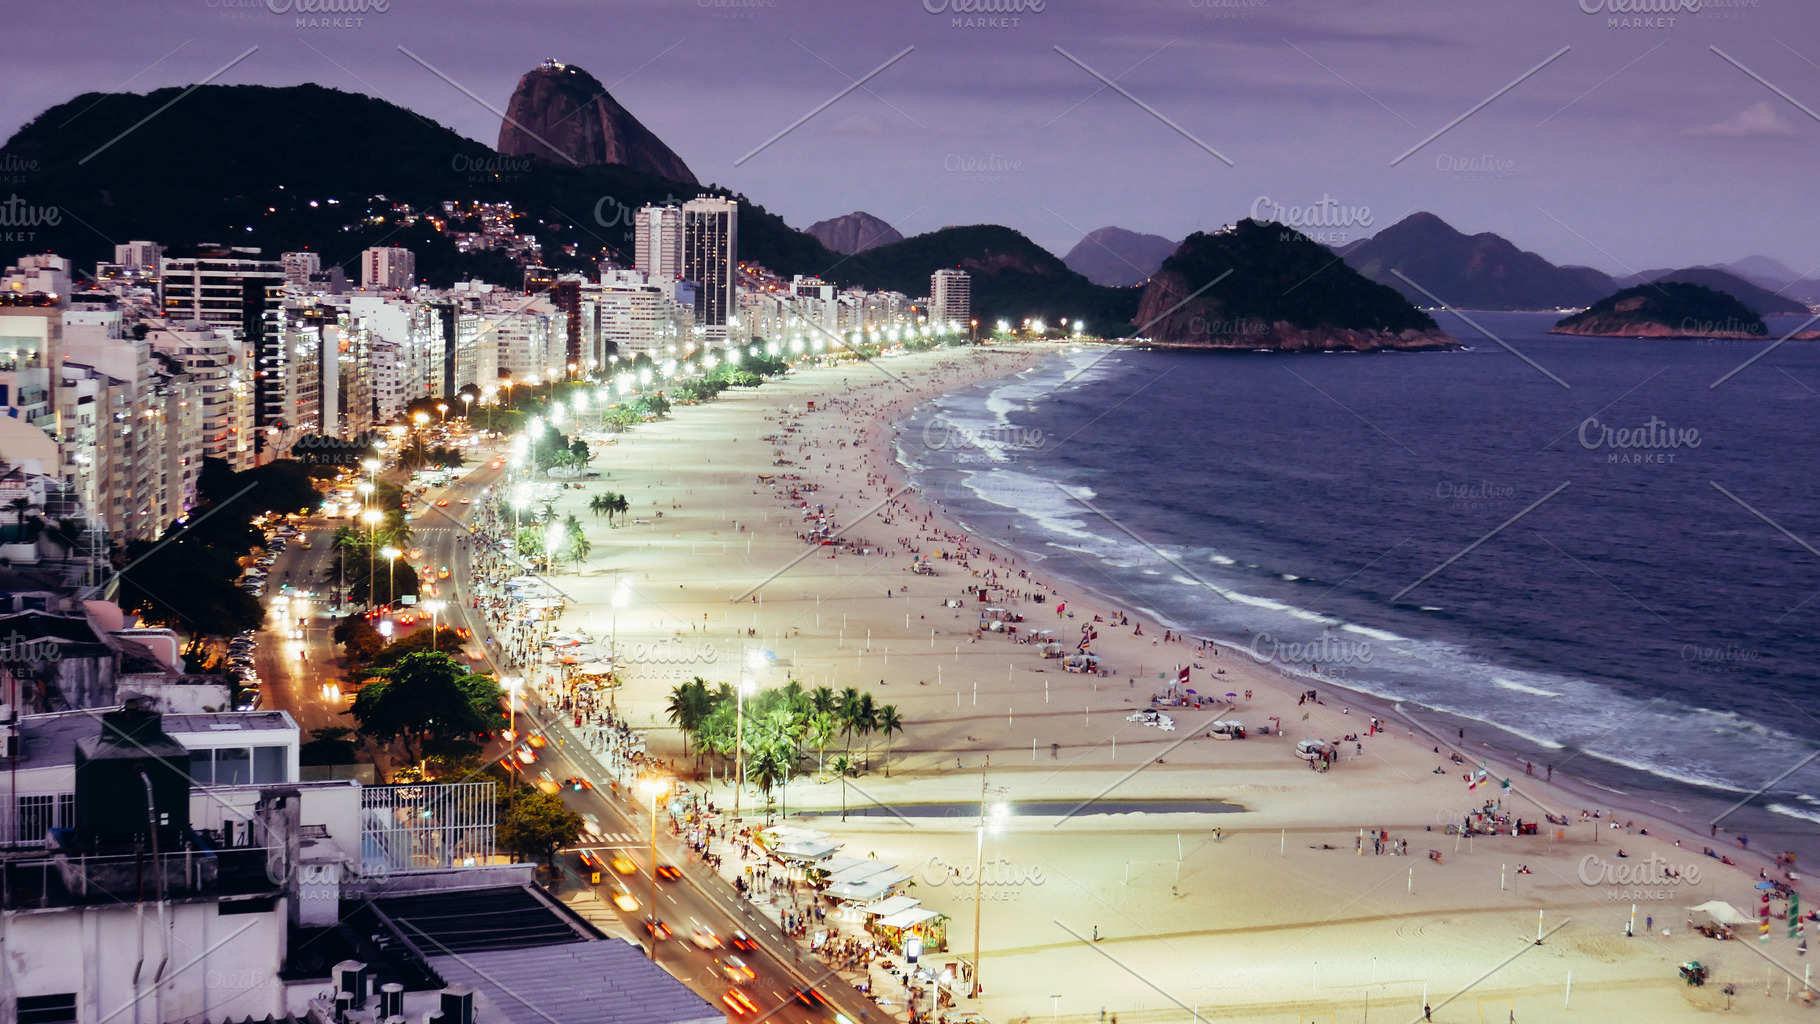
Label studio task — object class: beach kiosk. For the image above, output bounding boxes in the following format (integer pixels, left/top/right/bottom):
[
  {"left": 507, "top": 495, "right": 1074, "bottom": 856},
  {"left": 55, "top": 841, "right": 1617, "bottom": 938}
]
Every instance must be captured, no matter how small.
[{"left": 1686, "top": 900, "right": 1753, "bottom": 938}]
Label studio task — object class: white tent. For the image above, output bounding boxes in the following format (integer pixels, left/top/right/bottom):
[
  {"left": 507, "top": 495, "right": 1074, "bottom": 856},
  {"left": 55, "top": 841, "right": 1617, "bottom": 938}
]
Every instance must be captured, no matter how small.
[
  {"left": 861, "top": 895, "right": 921, "bottom": 918},
  {"left": 826, "top": 870, "right": 912, "bottom": 902},
  {"left": 878, "top": 907, "right": 942, "bottom": 929},
  {"left": 775, "top": 839, "right": 840, "bottom": 861},
  {"left": 826, "top": 861, "right": 895, "bottom": 886},
  {"left": 1686, "top": 901, "right": 1753, "bottom": 930}
]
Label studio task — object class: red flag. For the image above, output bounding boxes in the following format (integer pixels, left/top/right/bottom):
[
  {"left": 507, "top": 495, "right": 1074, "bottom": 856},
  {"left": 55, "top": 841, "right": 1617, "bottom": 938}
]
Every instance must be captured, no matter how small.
[{"left": 1177, "top": 666, "right": 1190, "bottom": 686}]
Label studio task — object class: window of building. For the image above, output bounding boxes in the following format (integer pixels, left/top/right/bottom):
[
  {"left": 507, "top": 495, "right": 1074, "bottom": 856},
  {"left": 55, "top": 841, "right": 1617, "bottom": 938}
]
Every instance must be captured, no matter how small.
[{"left": 17, "top": 993, "right": 77, "bottom": 1024}]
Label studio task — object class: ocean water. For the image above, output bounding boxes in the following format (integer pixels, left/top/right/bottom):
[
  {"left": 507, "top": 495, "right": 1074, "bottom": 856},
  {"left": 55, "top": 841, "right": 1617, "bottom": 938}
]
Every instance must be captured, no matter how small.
[{"left": 895, "top": 313, "right": 1820, "bottom": 848}]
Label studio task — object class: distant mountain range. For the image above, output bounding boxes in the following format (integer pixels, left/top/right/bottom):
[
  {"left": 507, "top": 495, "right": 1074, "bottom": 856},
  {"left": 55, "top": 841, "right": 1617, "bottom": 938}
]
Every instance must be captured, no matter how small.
[
  {"left": 498, "top": 61, "right": 697, "bottom": 184},
  {"left": 805, "top": 212, "right": 903, "bottom": 255},
  {"left": 1, "top": 76, "right": 1811, "bottom": 337},
  {"left": 1134, "top": 220, "right": 1455, "bottom": 351},
  {"left": 823, "top": 224, "right": 1140, "bottom": 328},
  {"left": 1608, "top": 266, "right": 1807, "bottom": 315},
  {"left": 1062, "top": 227, "right": 1179, "bottom": 287},
  {"left": 1334, "top": 212, "right": 1614, "bottom": 311}
]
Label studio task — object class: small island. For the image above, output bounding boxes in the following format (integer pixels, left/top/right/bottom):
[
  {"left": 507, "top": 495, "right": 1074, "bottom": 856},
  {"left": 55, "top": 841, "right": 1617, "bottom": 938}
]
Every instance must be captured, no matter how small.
[
  {"left": 1132, "top": 219, "right": 1459, "bottom": 352},
  {"left": 1550, "top": 281, "right": 1782, "bottom": 338}
]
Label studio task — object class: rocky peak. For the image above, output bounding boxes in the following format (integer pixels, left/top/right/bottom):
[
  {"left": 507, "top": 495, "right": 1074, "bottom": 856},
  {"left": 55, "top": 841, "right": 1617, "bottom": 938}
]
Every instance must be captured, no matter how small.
[{"left": 497, "top": 61, "right": 696, "bottom": 183}]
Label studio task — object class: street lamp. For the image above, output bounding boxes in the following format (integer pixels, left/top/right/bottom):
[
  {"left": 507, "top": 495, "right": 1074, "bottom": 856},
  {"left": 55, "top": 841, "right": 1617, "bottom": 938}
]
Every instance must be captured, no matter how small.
[
  {"left": 734, "top": 677, "right": 756, "bottom": 820},
  {"left": 437, "top": 402, "right": 449, "bottom": 425},
  {"left": 971, "top": 783, "right": 1009, "bottom": 999},
  {"left": 381, "top": 546, "right": 401, "bottom": 606},
  {"left": 424, "top": 599, "right": 446, "bottom": 647},
  {"left": 362, "top": 507, "right": 383, "bottom": 605},
  {"left": 636, "top": 776, "right": 669, "bottom": 961},
  {"left": 505, "top": 676, "right": 522, "bottom": 736},
  {"left": 460, "top": 393, "right": 474, "bottom": 425}
]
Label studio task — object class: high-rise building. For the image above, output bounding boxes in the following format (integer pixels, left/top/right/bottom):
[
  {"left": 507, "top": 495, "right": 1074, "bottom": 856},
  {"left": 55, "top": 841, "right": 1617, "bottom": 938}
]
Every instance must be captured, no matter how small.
[
  {"left": 280, "top": 251, "right": 322, "bottom": 288},
  {"left": 682, "top": 196, "right": 738, "bottom": 340},
  {"left": 361, "top": 247, "right": 416, "bottom": 290},
  {"left": 159, "top": 253, "right": 284, "bottom": 327},
  {"left": 113, "top": 241, "right": 164, "bottom": 275},
  {"left": 634, "top": 205, "right": 682, "bottom": 283},
  {"left": 931, "top": 269, "right": 971, "bottom": 332}
]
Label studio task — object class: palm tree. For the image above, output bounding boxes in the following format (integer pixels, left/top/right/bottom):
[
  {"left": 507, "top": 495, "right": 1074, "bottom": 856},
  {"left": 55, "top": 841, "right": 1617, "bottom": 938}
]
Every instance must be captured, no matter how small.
[
  {"left": 5, "top": 496, "right": 36, "bottom": 530},
  {"left": 838, "top": 687, "right": 863, "bottom": 753},
  {"left": 810, "top": 685, "right": 837, "bottom": 717},
  {"left": 751, "top": 742, "right": 791, "bottom": 814},
  {"left": 563, "top": 513, "right": 590, "bottom": 567},
  {"left": 665, "top": 678, "right": 711, "bottom": 757},
  {"left": 853, "top": 691, "right": 877, "bottom": 769},
  {"left": 875, "top": 704, "right": 904, "bottom": 777},
  {"left": 806, "top": 711, "right": 836, "bottom": 775},
  {"left": 829, "top": 755, "right": 856, "bottom": 822}
]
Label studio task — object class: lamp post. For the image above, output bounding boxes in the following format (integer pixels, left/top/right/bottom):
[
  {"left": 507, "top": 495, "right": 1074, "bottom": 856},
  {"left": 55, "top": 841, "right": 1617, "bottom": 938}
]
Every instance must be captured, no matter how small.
[
  {"left": 971, "top": 781, "right": 1009, "bottom": 999},
  {"left": 424, "top": 599, "right": 446, "bottom": 648},
  {"left": 362, "top": 507, "right": 382, "bottom": 606},
  {"left": 460, "top": 393, "right": 473, "bottom": 426},
  {"left": 637, "top": 776, "right": 668, "bottom": 962},
  {"left": 381, "top": 546, "right": 401, "bottom": 606},
  {"left": 437, "top": 402, "right": 449, "bottom": 426},
  {"left": 505, "top": 676, "right": 521, "bottom": 736},
  {"left": 734, "top": 677, "right": 756, "bottom": 821}
]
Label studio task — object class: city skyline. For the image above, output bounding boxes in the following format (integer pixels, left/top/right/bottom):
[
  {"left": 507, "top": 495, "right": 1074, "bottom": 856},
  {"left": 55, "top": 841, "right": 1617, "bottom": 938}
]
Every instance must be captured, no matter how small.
[{"left": 3, "top": 1, "right": 1818, "bottom": 273}]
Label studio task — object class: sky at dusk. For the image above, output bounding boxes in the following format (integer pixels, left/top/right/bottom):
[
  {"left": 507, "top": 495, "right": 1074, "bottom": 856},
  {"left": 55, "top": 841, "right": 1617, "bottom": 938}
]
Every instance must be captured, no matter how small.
[{"left": 5, "top": 0, "right": 1818, "bottom": 274}]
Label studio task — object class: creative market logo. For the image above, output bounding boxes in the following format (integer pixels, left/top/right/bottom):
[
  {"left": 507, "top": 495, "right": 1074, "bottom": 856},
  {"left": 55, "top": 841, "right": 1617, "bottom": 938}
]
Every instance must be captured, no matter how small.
[
  {"left": 1577, "top": 415, "right": 1701, "bottom": 465},
  {"left": 698, "top": 0, "right": 778, "bottom": 19},
  {"left": 1578, "top": 852, "right": 1701, "bottom": 893},
  {"left": 944, "top": 153, "right": 1023, "bottom": 184},
  {"left": 0, "top": 195, "right": 60, "bottom": 243},
  {"left": 921, "top": 854, "right": 1045, "bottom": 897},
  {"left": 923, "top": 0, "right": 1044, "bottom": 30},
  {"left": 1246, "top": 631, "right": 1371, "bottom": 678},
  {"left": 1577, "top": 0, "right": 1700, "bottom": 30},
  {"left": 0, "top": 632, "right": 63, "bottom": 664},
  {"left": 1249, "top": 194, "right": 1372, "bottom": 245},
  {"left": 206, "top": 0, "right": 392, "bottom": 29}
]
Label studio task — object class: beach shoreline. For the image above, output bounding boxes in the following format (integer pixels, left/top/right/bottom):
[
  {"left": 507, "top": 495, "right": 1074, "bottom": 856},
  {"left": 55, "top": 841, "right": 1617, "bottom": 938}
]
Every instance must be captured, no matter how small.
[{"left": 546, "top": 342, "right": 1805, "bottom": 1022}]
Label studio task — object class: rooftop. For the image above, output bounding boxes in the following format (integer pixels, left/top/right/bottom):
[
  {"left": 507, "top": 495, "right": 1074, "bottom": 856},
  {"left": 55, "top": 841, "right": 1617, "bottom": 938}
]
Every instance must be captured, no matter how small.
[{"left": 430, "top": 940, "right": 723, "bottom": 1024}]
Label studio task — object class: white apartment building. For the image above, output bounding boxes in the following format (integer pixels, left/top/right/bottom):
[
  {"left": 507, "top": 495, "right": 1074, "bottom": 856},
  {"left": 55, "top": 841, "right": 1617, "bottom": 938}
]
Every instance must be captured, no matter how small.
[
  {"left": 145, "top": 322, "right": 256, "bottom": 470},
  {"left": 634, "top": 205, "right": 682, "bottom": 283},
  {"left": 281, "top": 250, "right": 322, "bottom": 288},
  {"left": 112, "top": 241, "right": 164, "bottom": 275},
  {"left": 159, "top": 253, "right": 284, "bottom": 327},
  {"left": 931, "top": 268, "right": 972, "bottom": 331},
  {"left": 361, "top": 246, "right": 417, "bottom": 290}
]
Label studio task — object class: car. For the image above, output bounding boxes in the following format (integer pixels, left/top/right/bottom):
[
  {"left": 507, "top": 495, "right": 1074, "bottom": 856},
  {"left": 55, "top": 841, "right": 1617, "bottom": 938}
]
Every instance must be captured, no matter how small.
[
  {"left": 729, "top": 930, "right": 756, "bottom": 952},
  {"left": 642, "top": 917, "right": 671, "bottom": 940},
  {"left": 526, "top": 734, "right": 546, "bottom": 749},
  {"left": 436, "top": 500, "right": 449, "bottom": 507},
  {"left": 689, "top": 925, "right": 722, "bottom": 949},
  {"left": 655, "top": 864, "right": 681, "bottom": 882},
  {"left": 791, "top": 988, "right": 829, "bottom": 1009},
  {"left": 715, "top": 957, "right": 755, "bottom": 983},
  {"left": 459, "top": 498, "right": 471, "bottom": 505},
  {"left": 535, "top": 778, "right": 560, "bottom": 795},
  {"left": 514, "top": 748, "right": 535, "bottom": 764},
  {"left": 610, "top": 854, "right": 636, "bottom": 875},
  {"left": 408, "top": 549, "right": 424, "bottom": 560},
  {"left": 721, "top": 990, "right": 759, "bottom": 1016},
  {"left": 438, "top": 566, "right": 451, "bottom": 579},
  {"left": 611, "top": 891, "right": 639, "bottom": 912}
]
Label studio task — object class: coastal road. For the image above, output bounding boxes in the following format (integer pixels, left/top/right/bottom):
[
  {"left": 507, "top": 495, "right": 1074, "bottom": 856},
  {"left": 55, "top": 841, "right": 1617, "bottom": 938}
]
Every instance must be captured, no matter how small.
[{"left": 418, "top": 462, "right": 883, "bottom": 1024}]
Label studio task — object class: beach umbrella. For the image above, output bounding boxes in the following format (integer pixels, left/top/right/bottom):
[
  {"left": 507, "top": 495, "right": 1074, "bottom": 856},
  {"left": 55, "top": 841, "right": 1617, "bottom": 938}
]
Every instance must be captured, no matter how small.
[
  {"left": 1226, "top": 692, "right": 1237, "bottom": 697},
  {"left": 1756, "top": 881, "right": 1777, "bottom": 890}
]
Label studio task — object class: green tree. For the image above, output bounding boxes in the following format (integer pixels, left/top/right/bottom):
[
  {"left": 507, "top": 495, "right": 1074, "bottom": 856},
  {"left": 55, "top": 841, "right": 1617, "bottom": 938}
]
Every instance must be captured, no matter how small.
[
  {"left": 562, "top": 513, "right": 591, "bottom": 567},
  {"left": 806, "top": 711, "right": 837, "bottom": 775},
  {"left": 875, "top": 705, "right": 904, "bottom": 777},
  {"left": 498, "top": 789, "right": 585, "bottom": 867},
  {"left": 665, "top": 677, "right": 714, "bottom": 757},
  {"left": 300, "top": 726, "right": 360, "bottom": 766},
  {"left": 350, "top": 652, "right": 490, "bottom": 764}
]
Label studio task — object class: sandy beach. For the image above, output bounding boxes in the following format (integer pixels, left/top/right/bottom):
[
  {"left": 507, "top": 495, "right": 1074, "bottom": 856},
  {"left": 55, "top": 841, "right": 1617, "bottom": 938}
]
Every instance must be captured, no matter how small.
[{"left": 528, "top": 344, "right": 1809, "bottom": 1023}]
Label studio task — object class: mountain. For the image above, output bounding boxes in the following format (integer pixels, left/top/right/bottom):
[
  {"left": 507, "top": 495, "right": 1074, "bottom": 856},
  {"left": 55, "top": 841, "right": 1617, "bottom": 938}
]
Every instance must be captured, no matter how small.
[
  {"left": 497, "top": 60, "right": 696, "bottom": 184},
  {"left": 805, "top": 212, "right": 904, "bottom": 255},
  {"left": 826, "top": 225, "right": 1141, "bottom": 329},
  {"left": 1722, "top": 255, "right": 1802, "bottom": 290},
  {"left": 1133, "top": 220, "right": 1456, "bottom": 351},
  {"left": 1550, "top": 282, "right": 1767, "bottom": 338},
  {"left": 1339, "top": 212, "right": 1615, "bottom": 310},
  {"left": 0, "top": 83, "right": 836, "bottom": 286},
  {"left": 1612, "top": 267, "right": 1807, "bottom": 316},
  {"left": 1062, "top": 227, "right": 1179, "bottom": 287}
]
